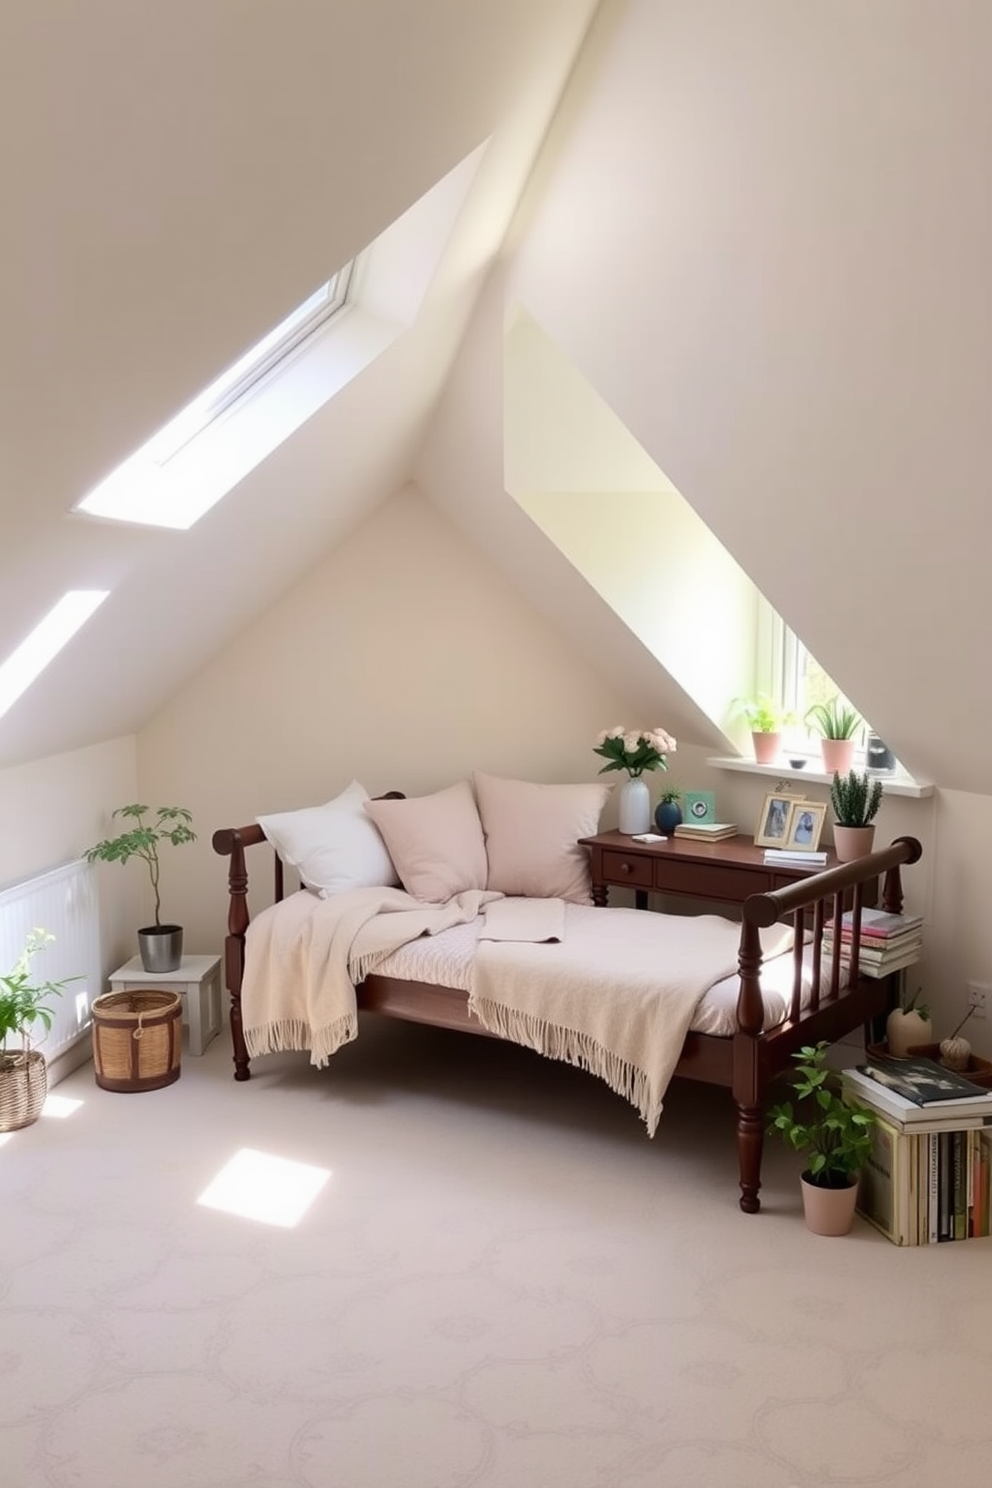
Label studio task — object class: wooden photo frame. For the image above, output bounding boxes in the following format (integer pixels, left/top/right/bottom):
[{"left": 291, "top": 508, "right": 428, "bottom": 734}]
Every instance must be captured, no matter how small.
[
  {"left": 783, "top": 800, "right": 827, "bottom": 853},
  {"left": 754, "top": 791, "right": 805, "bottom": 849}
]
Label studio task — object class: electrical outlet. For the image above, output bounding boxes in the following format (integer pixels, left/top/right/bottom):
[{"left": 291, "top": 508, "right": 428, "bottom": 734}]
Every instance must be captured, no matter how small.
[{"left": 967, "top": 982, "right": 989, "bottom": 1018}]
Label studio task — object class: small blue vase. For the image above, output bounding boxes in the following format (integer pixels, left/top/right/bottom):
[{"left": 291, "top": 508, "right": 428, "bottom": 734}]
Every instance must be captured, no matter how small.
[{"left": 655, "top": 800, "right": 682, "bottom": 834}]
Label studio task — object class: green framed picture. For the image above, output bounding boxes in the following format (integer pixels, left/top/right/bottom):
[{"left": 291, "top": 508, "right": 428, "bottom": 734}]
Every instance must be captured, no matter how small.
[{"left": 684, "top": 790, "right": 716, "bottom": 825}]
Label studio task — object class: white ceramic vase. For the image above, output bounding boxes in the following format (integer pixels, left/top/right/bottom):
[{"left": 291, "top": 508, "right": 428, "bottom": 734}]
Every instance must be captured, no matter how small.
[{"left": 618, "top": 776, "right": 652, "bottom": 834}]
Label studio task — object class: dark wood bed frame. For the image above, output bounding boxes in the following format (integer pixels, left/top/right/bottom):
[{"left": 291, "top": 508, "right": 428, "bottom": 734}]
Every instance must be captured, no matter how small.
[{"left": 212, "top": 813, "right": 922, "bottom": 1213}]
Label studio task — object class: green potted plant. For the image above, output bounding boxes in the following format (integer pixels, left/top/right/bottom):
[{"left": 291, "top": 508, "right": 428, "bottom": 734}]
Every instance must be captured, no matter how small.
[
  {"left": 0, "top": 929, "right": 78, "bottom": 1132},
  {"left": 731, "top": 695, "right": 793, "bottom": 766},
  {"left": 86, "top": 804, "right": 197, "bottom": 972},
  {"left": 829, "top": 768, "right": 883, "bottom": 862},
  {"left": 805, "top": 696, "right": 862, "bottom": 774},
  {"left": 654, "top": 783, "right": 683, "bottom": 834},
  {"left": 767, "top": 1041, "right": 876, "bottom": 1235}
]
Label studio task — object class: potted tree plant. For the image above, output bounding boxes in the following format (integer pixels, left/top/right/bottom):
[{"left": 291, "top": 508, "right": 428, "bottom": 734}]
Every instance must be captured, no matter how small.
[
  {"left": 829, "top": 768, "right": 884, "bottom": 862},
  {"left": 767, "top": 1042, "right": 876, "bottom": 1235},
  {"left": 86, "top": 804, "right": 196, "bottom": 972},
  {"left": 0, "top": 929, "right": 77, "bottom": 1132},
  {"left": 805, "top": 696, "right": 862, "bottom": 774}
]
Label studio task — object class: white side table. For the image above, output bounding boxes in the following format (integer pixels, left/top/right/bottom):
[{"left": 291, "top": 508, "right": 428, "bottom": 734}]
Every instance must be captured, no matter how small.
[{"left": 107, "top": 954, "right": 223, "bottom": 1056}]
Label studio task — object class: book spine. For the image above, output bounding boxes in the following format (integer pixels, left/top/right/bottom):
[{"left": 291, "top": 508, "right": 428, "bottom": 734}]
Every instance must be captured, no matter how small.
[
  {"left": 928, "top": 1133, "right": 939, "bottom": 1244},
  {"left": 953, "top": 1132, "right": 967, "bottom": 1241},
  {"left": 939, "top": 1133, "right": 951, "bottom": 1240}
]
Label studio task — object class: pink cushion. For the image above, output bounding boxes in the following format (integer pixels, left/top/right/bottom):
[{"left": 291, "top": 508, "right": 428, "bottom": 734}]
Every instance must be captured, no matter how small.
[
  {"left": 473, "top": 772, "right": 612, "bottom": 904},
  {"left": 363, "top": 781, "right": 487, "bottom": 903}
]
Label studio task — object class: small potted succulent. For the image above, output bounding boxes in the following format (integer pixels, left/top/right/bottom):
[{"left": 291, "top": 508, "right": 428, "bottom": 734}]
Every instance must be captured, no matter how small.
[
  {"left": 654, "top": 784, "right": 683, "bottom": 834},
  {"left": 767, "top": 1041, "right": 875, "bottom": 1235},
  {"left": 829, "top": 768, "right": 884, "bottom": 862},
  {"left": 86, "top": 805, "right": 197, "bottom": 972},
  {"left": 805, "top": 696, "right": 863, "bottom": 774}
]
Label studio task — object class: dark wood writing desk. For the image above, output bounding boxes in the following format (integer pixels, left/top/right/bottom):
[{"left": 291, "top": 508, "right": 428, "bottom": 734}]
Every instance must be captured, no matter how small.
[{"left": 578, "top": 830, "right": 861, "bottom": 911}]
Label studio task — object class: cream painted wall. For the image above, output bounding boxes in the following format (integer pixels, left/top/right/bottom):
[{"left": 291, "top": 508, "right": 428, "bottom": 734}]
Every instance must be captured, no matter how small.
[
  {"left": 138, "top": 487, "right": 641, "bottom": 953},
  {"left": 0, "top": 736, "right": 141, "bottom": 982}
]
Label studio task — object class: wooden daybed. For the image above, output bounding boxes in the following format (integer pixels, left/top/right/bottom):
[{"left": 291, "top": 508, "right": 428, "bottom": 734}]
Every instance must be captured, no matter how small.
[{"left": 212, "top": 817, "right": 922, "bottom": 1213}]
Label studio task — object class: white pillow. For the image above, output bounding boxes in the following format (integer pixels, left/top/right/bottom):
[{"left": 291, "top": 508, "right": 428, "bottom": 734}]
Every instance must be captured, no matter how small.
[
  {"left": 257, "top": 780, "right": 398, "bottom": 896},
  {"left": 363, "top": 781, "right": 488, "bottom": 903},
  {"left": 473, "top": 772, "right": 613, "bottom": 904}
]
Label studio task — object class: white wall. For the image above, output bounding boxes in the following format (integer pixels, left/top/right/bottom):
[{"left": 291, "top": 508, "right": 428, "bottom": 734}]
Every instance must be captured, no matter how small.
[
  {"left": 0, "top": 736, "right": 141, "bottom": 995},
  {"left": 138, "top": 487, "right": 641, "bottom": 953}
]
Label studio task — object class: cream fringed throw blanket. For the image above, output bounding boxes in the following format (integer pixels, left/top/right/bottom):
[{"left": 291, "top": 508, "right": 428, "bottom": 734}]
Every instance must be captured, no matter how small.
[
  {"left": 470, "top": 909, "right": 747, "bottom": 1135},
  {"left": 243, "top": 886, "right": 499, "bottom": 1066}
]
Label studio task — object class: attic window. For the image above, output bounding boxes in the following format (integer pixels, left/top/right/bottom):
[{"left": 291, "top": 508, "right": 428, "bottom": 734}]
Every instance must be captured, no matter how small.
[{"left": 143, "top": 265, "right": 355, "bottom": 466}]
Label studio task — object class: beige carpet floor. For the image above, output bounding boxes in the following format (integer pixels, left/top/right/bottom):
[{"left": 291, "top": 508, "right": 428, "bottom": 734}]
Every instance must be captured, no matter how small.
[{"left": 3, "top": 1016, "right": 990, "bottom": 1488}]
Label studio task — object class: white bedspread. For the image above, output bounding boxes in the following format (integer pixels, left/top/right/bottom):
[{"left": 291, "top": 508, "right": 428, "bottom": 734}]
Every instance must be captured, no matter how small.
[{"left": 241, "top": 891, "right": 814, "bottom": 1133}]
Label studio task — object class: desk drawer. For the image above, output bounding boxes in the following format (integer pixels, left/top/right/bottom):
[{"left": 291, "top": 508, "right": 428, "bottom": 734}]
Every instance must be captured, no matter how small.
[
  {"left": 654, "top": 859, "right": 772, "bottom": 901},
  {"left": 601, "top": 850, "right": 654, "bottom": 889}
]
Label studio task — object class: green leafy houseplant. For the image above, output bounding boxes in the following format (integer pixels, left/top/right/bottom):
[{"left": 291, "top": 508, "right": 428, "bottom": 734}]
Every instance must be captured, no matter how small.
[
  {"left": 767, "top": 1042, "right": 875, "bottom": 1189},
  {"left": 732, "top": 694, "right": 792, "bottom": 734},
  {"left": 829, "top": 769, "right": 883, "bottom": 828},
  {"left": 805, "top": 696, "right": 862, "bottom": 741},
  {"left": 593, "top": 727, "right": 676, "bottom": 779},
  {"left": 0, "top": 929, "right": 75, "bottom": 1071},
  {"left": 86, "top": 805, "right": 196, "bottom": 927}
]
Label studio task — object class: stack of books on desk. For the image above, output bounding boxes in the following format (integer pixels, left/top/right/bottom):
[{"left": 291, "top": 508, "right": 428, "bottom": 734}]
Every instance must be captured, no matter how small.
[
  {"left": 823, "top": 908, "right": 924, "bottom": 978},
  {"left": 672, "top": 822, "right": 738, "bottom": 842},
  {"left": 843, "top": 1057, "right": 992, "bottom": 1245}
]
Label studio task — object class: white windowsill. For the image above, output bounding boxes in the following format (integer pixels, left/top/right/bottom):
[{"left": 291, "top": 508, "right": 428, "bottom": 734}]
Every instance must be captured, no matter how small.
[{"left": 707, "top": 755, "right": 934, "bottom": 800}]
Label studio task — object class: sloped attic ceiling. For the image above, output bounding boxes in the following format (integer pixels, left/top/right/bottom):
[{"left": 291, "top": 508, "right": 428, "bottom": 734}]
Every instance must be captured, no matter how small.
[{"left": 0, "top": 0, "right": 600, "bottom": 769}]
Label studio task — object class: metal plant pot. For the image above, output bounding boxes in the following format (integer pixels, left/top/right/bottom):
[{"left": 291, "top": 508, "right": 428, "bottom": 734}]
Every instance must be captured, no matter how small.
[{"left": 137, "top": 924, "right": 184, "bottom": 974}]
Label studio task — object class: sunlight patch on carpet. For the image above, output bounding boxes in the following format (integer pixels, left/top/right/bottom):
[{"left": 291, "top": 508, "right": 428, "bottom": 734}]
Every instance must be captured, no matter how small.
[{"left": 197, "top": 1147, "right": 331, "bottom": 1228}]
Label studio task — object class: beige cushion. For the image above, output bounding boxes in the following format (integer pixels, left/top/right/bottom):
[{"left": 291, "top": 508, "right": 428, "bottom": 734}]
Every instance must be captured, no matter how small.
[
  {"left": 363, "top": 781, "right": 488, "bottom": 903},
  {"left": 473, "top": 772, "right": 612, "bottom": 904},
  {"left": 257, "top": 779, "right": 398, "bottom": 896}
]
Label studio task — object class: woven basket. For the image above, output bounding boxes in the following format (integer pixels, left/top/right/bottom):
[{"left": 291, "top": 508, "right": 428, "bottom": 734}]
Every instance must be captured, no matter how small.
[
  {"left": 0, "top": 1049, "right": 48, "bottom": 1131},
  {"left": 91, "top": 989, "right": 183, "bottom": 1092}
]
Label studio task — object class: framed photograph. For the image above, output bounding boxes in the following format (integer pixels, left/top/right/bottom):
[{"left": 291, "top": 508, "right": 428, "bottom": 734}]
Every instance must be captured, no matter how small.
[
  {"left": 684, "top": 790, "right": 716, "bottom": 825},
  {"left": 783, "top": 801, "right": 827, "bottom": 853},
  {"left": 754, "top": 791, "right": 805, "bottom": 849}
]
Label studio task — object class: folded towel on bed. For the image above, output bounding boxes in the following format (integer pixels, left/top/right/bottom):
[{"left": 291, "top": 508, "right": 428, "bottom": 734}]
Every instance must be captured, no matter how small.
[
  {"left": 469, "top": 910, "right": 750, "bottom": 1136},
  {"left": 478, "top": 897, "right": 565, "bottom": 943}
]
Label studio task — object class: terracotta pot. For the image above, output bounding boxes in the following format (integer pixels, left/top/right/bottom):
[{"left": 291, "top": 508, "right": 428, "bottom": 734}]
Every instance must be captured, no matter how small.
[
  {"left": 821, "top": 738, "right": 856, "bottom": 773},
  {"left": 800, "top": 1173, "right": 859, "bottom": 1236},
  {"left": 752, "top": 731, "right": 781, "bottom": 765},
  {"left": 832, "top": 824, "right": 875, "bottom": 863}
]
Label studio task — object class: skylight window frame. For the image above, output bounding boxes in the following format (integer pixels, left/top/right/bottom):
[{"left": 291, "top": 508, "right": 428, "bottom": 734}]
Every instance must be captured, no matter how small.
[{"left": 146, "top": 262, "right": 357, "bottom": 468}]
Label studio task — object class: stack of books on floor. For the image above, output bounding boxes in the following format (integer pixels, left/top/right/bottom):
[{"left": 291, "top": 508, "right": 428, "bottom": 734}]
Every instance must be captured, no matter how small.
[
  {"left": 823, "top": 907, "right": 924, "bottom": 978},
  {"left": 672, "top": 822, "right": 738, "bottom": 842},
  {"left": 842, "top": 1056, "right": 992, "bottom": 1245}
]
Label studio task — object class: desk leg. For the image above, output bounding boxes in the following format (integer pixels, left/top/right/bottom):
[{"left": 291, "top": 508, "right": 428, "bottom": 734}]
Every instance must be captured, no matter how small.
[
  {"left": 592, "top": 885, "right": 609, "bottom": 907},
  {"left": 635, "top": 889, "right": 648, "bottom": 911}
]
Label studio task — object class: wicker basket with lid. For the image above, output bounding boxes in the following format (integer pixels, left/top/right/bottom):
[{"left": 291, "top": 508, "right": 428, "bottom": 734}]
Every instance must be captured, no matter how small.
[{"left": 91, "top": 989, "right": 182, "bottom": 1092}]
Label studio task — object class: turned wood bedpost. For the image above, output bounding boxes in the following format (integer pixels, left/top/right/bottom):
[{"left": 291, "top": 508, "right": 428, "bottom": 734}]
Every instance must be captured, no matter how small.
[
  {"left": 212, "top": 824, "right": 269, "bottom": 1081},
  {"left": 734, "top": 918, "right": 766, "bottom": 1214}
]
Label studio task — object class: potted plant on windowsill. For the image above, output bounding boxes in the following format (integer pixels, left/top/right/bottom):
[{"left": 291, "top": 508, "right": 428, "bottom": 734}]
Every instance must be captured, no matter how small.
[
  {"left": 732, "top": 695, "right": 793, "bottom": 766},
  {"left": 0, "top": 929, "right": 78, "bottom": 1132},
  {"left": 805, "top": 696, "right": 862, "bottom": 774},
  {"left": 86, "top": 805, "right": 196, "bottom": 973},
  {"left": 829, "top": 768, "right": 883, "bottom": 863},
  {"left": 767, "top": 1042, "right": 876, "bottom": 1235}
]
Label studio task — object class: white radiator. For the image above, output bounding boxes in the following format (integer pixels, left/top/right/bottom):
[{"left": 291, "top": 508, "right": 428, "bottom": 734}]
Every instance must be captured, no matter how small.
[{"left": 0, "top": 858, "right": 101, "bottom": 1062}]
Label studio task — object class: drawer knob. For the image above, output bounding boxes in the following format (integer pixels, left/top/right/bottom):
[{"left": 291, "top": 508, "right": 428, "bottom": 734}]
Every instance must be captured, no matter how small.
[{"left": 620, "top": 862, "right": 631, "bottom": 874}]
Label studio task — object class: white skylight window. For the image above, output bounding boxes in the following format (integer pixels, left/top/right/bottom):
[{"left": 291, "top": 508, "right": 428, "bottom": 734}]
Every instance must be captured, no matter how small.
[
  {"left": 73, "top": 143, "right": 487, "bottom": 532},
  {"left": 75, "top": 265, "right": 358, "bottom": 531},
  {"left": 0, "top": 591, "right": 109, "bottom": 720}
]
